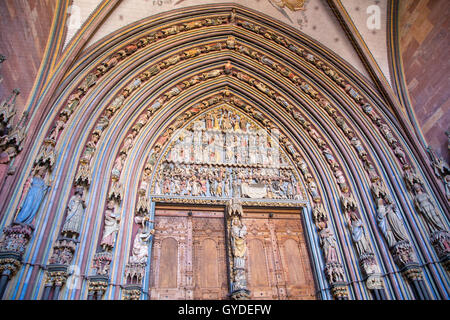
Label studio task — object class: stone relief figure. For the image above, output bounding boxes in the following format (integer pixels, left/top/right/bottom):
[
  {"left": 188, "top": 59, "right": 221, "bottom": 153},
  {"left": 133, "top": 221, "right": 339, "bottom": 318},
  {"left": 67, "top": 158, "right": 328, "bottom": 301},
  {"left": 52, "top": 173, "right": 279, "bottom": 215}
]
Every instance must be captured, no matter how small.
[
  {"left": 427, "top": 146, "right": 450, "bottom": 178},
  {"left": 348, "top": 212, "right": 372, "bottom": 256},
  {"left": 308, "top": 181, "right": 320, "bottom": 202},
  {"left": 130, "top": 225, "right": 154, "bottom": 264},
  {"left": 313, "top": 204, "right": 327, "bottom": 229},
  {"left": 413, "top": 184, "right": 446, "bottom": 234},
  {"left": 376, "top": 199, "right": 408, "bottom": 248},
  {"left": 111, "top": 153, "right": 126, "bottom": 178},
  {"left": 362, "top": 103, "right": 380, "bottom": 123},
  {"left": 15, "top": 166, "right": 50, "bottom": 225},
  {"left": 392, "top": 142, "right": 409, "bottom": 168},
  {"left": 61, "top": 188, "right": 86, "bottom": 238},
  {"left": 379, "top": 124, "right": 397, "bottom": 145},
  {"left": 0, "top": 146, "right": 17, "bottom": 183},
  {"left": 101, "top": 201, "right": 121, "bottom": 250},
  {"left": 231, "top": 216, "right": 247, "bottom": 268},
  {"left": 319, "top": 227, "right": 338, "bottom": 263},
  {"left": 48, "top": 115, "right": 67, "bottom": 142}
]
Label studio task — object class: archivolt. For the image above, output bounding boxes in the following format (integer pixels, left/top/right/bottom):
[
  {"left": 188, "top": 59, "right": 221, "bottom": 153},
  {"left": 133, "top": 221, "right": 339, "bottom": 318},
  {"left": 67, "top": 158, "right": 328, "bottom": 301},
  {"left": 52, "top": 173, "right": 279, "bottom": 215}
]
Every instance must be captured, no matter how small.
[{"left": 4, "top": 5, "right": 448, "bottom": 300}]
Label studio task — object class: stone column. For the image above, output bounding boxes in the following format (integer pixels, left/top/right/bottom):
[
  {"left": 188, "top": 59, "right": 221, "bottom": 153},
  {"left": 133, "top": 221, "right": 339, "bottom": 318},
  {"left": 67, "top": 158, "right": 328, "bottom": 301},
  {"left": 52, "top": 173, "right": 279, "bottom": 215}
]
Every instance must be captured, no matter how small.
[
  {"left": 45, "top": 264, "right": 69, "bottom": 300},
  {"left": 0, "top": 222, "right": 33, "bottom": 299},
  {"left": 87, "top": 275, "right": 109, "bottom": 300}
]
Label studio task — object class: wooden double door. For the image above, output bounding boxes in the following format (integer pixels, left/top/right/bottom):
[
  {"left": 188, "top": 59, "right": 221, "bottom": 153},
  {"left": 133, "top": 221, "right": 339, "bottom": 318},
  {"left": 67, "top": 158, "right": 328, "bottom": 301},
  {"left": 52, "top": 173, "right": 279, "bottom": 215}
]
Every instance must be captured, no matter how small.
[{"left": 149, "top": 205, "right": 316, "bottom": 300}]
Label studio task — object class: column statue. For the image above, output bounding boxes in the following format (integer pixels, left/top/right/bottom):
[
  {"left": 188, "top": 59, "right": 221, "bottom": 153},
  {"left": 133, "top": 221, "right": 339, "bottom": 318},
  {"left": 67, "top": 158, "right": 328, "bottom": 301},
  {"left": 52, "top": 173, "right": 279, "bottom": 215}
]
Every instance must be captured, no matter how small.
[
  {"left": 61, "top": 188, "right": 86, "bottom": 238},
  {"left": 15, "top": 166, "right": 50, "bottom": 225}
]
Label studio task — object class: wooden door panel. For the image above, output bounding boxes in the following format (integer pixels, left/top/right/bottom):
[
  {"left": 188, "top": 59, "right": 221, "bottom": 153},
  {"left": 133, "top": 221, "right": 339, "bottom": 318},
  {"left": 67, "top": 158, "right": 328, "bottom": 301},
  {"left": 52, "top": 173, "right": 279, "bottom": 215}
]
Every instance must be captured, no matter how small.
[
  {"left": 274, "top": 218, "right": 316, "bottom": 300},
  {"left": 192, "top": 216, "right": 228, "bottom": 300},
  {"left": 149, "top": 215, "right": 188, "bottom": 300},
  {"left": 244, "top": 210, "right": 316, "bottom": 300},
  {"left": 149, "top": 206, "right": 227, "bottom": 300}
]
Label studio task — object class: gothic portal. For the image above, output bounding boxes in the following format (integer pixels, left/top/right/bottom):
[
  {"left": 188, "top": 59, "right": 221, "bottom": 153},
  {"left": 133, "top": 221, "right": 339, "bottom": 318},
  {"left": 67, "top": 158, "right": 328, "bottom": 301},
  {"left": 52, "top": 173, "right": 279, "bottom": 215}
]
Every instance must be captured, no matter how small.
[{"left": 0, "top": 3, "right": 449, "bottom": 301}]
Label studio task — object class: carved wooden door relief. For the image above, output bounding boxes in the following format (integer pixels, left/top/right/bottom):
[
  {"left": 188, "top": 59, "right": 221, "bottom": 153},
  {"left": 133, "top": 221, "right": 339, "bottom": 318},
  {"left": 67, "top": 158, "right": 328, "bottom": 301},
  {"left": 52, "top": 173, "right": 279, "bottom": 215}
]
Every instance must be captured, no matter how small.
[
  {"left": 149, "top": 205, "right": 228, "bottom": 300},
  {"left": 149, "top": 204, "right": 316, "bottom": 300},
  {"left": 244, "top": 208, "right": 316, "bottom": 300}
]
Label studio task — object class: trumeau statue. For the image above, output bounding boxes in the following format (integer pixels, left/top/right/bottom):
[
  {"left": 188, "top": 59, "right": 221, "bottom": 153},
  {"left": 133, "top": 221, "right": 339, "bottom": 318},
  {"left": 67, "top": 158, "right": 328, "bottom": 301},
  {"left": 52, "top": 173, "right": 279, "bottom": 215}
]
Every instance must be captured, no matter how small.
[{"left": 231, "top": 216, "right": 247, "bottom": 269}]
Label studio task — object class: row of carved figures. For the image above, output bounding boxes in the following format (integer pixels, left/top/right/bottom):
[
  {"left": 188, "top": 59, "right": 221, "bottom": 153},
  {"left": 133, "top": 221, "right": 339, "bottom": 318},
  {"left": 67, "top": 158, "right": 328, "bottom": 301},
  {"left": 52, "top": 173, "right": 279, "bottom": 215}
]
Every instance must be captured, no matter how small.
[
  {"left": 153, "top": 162, "right": 302, "bottom": 200},
  {"left": 228, "top": 31, "right": 449, "bottom": 278}
]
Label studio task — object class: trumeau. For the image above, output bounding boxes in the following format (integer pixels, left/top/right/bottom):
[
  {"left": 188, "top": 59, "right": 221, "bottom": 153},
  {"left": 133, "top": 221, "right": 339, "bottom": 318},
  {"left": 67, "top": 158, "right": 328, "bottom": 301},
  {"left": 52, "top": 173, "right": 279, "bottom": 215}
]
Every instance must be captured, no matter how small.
[{"left": 67, "top": 0, "right": 376, "bottom": 81}]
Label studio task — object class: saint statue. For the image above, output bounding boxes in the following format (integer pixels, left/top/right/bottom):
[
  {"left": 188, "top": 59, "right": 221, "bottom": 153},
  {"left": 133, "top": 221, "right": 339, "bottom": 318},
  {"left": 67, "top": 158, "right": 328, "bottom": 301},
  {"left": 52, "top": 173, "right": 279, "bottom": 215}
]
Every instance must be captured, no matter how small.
[
  {"left": 15, "top": 166, "right": 50, "bottom": 225},
  {"left": 319, "top": 227, "right": 338, "bottom": 263},
  {"left": 376, "top": 199, "right": 408, "bottom": 248},
  {"left": 130, "top": 223, "right": 154, "bottom": 264},
  {"left": 61, "top": 188, "right": 86, "bottom": 237},
  {"left": 413, "top": 184, "right": 446, "bottom": 234},
  {"left": 231, "top": 217, "right": 247, "bottom": 269},
  {"left": 101, "top": 201, "right": 121, "bottom": 250},
  {"left": 348, "top": 212, "right": 372, "bottom": 256}
]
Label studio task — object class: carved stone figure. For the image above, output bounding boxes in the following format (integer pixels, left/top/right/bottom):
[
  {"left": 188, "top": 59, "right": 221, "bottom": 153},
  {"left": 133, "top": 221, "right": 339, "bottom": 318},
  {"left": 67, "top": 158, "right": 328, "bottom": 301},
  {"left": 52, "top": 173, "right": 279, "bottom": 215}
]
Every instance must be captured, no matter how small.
[
  {"left": 308, "top": 181, "right": 321, "bottom": 202},
  {"left": 392, "top": 142, "right": 409, "bottom": 168},
  {"left": 100, "top": 201, "right": 121, "bottom": 250},
  {"left": 427, "top": 147, "right": 450, "bottom": 178},
  {"left": 362, "top": 103, "right": 380, "bottom": 123},
  {"left": 48, "top": 116, "right": 67, "bottom": 142},
  {"left": 112, "top": 153, "right": 126, "bottom": 179},
  {"left": 350, "top": 137, "right": 367, "bottom": 159},
  {"left": 15, "top": 166, "right": 50, "bottom": 225},
  {"left": 348, "top": 212, "right": 372, "bottom": 256},
  {"left": 376, "top": 199, "right": 408, "bottom": 248},
  {"left": 320, "top": 228, "right": 338, "bottom": 263},
  {"left": 0, "top": 146, "right": 17, "bottom": 183},
  {"left": 130, "top": 226, "right": 154, "bottom": 264},
  {"left": 313, "top": 204, "right": 327, "bottom": 229},
  {"left": 61, "top": 189, "right": 85, "bottom": 238},
  {"left": 230, "top": 217, "right": 247, "bottom": 268},
  {"left": 379, "top": 124, "right": 397, "bottom": 145},
  {"left": 364, "top": 161, "right": 380, "bottom": 182},
  {"left": 413, "top": 184, "right": 446, "bottom": 234}
]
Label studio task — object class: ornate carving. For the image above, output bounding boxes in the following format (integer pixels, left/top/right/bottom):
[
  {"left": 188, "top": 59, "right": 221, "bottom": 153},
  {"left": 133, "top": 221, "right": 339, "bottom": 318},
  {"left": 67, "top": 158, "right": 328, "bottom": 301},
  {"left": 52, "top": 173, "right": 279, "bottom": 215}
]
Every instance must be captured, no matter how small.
[
  {"left": 87, "top": 275, "right": 109, "bottom": 298},
  {"left": 151, "top": 106, "right": 305, "bottom": 201},
  {"left": 124, "top": 262, "right": 146, "bottom": 285},
  {"left": 0, "top": 222, "right": 33, "bottom": 256},
  {"left": 45, "top": 265, "right": 69, "bottom": 287},
  {"left": 122, "top": 285, "right": 142, "bottom": 300},
  {"left": 92, "top": 251, "right": 112, "bottom": 276},
  {"left": 48, "top": 238, "right": 78, "bottom": 265},
  {"left": 0, "top": 222, "right": 33, "bottom": 278}
]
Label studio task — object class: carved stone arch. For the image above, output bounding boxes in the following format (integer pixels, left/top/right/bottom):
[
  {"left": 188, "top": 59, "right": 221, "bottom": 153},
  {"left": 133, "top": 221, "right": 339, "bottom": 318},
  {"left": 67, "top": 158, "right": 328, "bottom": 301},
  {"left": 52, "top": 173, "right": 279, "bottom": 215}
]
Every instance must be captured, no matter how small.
[
  {"left": 122, "top": 81, "right": 359, "bottom": 299},
  {"left": 1, "top": 4, "right": 448, "bottom": 301}
]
